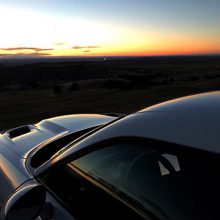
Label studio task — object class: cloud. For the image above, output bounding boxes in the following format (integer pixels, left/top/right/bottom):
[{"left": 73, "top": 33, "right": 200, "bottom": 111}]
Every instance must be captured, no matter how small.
[
  {"left": 83, "top": 50, "right": 91, "bottom": 53},
  {"left": 0, "top": 54, "right": 11, "bottom": 57},
  {"left": 21, "top": 52, "right": 50, "bottom": 56},
  {"left": 0, "top": 52, "right": 50, "bottom": 57},
  {"left": 72, "top": 45, "right": 101, "bottom": 50},
  {"left": 0, "top": 47, "right": 53, "bottom": 52},
  {"left": 53, "top": 42, "right": 67, "bottom": 46}
]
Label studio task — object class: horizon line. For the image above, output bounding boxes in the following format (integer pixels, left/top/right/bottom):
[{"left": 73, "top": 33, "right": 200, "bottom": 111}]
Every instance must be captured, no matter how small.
[{"left": 1, "top": 53, "right": 220, "bottom": 60}]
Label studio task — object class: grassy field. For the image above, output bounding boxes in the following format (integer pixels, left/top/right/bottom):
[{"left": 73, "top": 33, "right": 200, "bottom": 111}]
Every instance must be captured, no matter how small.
[
  {"left": 0, "top": 81, "right": 217, "bottom": 129},
  {"left": 0, "top": 56, "right": 220, "bottom": 129}
]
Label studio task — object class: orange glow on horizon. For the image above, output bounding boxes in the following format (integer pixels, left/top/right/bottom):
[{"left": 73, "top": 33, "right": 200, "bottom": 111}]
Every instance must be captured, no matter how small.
[
  {"left": 1, "top": 44, "right": 220, "bottom": 57},
  {"left": 0, "top": 6, "right": 219, "bottom": 58}
]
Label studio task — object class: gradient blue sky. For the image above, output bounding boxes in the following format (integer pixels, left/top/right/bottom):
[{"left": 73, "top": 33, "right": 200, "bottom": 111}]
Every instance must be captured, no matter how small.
[{"left": 0, "top": 0, "right": 220, "bottom": 56}]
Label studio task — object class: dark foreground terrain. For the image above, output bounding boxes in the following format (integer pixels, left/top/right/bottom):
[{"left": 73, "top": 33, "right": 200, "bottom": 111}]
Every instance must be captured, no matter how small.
[{"left": 0, "top": 55, "right": 220, "bottom": 129}]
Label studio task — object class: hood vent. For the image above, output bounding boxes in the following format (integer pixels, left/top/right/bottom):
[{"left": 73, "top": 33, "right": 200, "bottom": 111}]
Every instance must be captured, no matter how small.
[{"left": 6, "top": 125, "right": 35, "bottom": 139}]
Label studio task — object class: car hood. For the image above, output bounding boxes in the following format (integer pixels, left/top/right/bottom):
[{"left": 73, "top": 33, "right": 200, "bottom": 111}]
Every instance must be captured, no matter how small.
[
  {"left": 0, "top": 114, "right": 115, "bottom": 159},
  {"left": 0, "top": 114, "right": 116, "bottom": 202}
]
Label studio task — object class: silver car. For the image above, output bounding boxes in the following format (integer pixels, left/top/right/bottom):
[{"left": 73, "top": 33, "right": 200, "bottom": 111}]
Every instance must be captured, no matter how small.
[{"left": 1, "top": 91, "right": 220, "bottom": 220}]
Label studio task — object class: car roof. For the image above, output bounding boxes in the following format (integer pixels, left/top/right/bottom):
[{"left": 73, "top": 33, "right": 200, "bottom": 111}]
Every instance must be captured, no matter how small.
[
  {"left": 50, "top": 91, "right": 220, "bottom": 167},
  {"left": 139, "top": 90, "right": 220, "bottom": 117}
]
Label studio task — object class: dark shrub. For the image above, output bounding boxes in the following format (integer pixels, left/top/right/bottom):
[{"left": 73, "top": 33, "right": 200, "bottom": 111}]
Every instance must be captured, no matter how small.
[
  {"left": 53, "top": 85, "right": 62, "bottom": 94},
  {"left": 190, "top": 76, "right": 199, "bottom": 81},
  {"left": 69, "top": 82, "right": 79, "bottom": 91},
  {"left": 169, "top": 77, "right": 175, "bottom": 84},
  {"left": 28, "top": 81, "right": 40, "bottom": 89},
  {"left": 102, "top": 79, "right": 115, "bottom": 89}
]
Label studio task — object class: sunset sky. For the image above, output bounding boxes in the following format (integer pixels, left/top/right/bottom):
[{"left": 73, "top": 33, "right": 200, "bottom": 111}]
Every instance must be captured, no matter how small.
[{"left": 0, "top": 0, "right": 220, "bottom": 57}]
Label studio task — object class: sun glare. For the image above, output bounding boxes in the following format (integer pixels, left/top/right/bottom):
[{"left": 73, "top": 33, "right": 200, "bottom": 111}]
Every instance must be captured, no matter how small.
[{"left": 0, "top": 7, "right": 117, "bottom": 56}]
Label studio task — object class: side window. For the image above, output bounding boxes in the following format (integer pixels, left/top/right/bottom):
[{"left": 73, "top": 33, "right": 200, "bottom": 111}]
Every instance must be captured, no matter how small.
[
  {"left": 71, "top": 144, "right": 183, "bottom": 219},
  {"left": 41, "top": 142, "right": 184, "bottom": 220},
  {"left": 40, "top": 143, "right": 148, "bottom": 220},
  {"left": 40, "top": 141, "right": 220, "bottom": 220}
]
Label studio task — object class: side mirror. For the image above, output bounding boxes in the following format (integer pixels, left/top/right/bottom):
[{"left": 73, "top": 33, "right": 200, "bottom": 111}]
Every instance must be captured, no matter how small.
[{"left": 1, "top": 183, "right": 46, "bottom": 220}]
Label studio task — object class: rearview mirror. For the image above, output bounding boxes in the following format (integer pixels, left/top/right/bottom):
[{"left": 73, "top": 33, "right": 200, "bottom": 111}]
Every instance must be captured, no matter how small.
[{"left": 1, "top": 183, "right": 46, "bottom": 220}]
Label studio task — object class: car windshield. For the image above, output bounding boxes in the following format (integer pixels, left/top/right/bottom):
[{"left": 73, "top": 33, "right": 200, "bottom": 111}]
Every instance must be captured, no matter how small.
[
  {"left": 30, "top": 126, "right": 98, "bottom": 168},
  {"left": 30, "top": 113, "right": 120, "bottom": 169}
]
